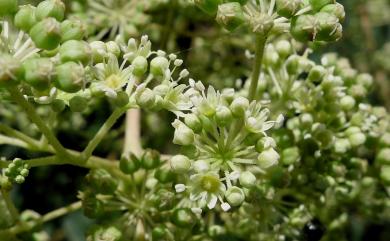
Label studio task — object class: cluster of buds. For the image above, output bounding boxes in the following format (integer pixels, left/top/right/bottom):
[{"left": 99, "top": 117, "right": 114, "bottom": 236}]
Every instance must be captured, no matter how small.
[
  {"left": 195, "top": 0, "right": 344, "bottom": 43},
  {"left": 170, "top": 82, "right": 283, "bottom": 211},
  {"left": 2, "top": 158, "right": 29, "bottom": 185}
]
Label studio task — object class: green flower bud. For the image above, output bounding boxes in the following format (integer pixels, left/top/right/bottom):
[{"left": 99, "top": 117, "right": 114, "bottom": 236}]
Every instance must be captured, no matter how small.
[
  {"left": 340, "top": 95, "right": 355, "bottom": 110},
  {"left": 4, "top": 159, "right": 30, "bottom": 184},
  {"left": 35, "top": 0, "right": 65, "bottom": 21},
  {"left": 132, "top": 56, "right": 148, "bottom": 77},
  {"left": 0, "top": 0, "right": 18, "bottom": 16},
  {"left": 171, "top": 208, "right": 197, "bottom": 228},
  {"left": 29, "top": 18, "right": 62, "bottom": 50},
  {"left": 230, "top": 96, "right": 249, "bottom": 117},
  {"left": 120, "top": 152, "right": 140, "bottom": 174},
  {"left": 112, "top": 91, "right": 129, "bottom": 107},
  {"left": 141, "top": 149, "right": 160, "bottom": 169},
  {"left": 69, "top": 95, "right": 88, "bottom": 112},
  {"left": 239, "top": 171, "right": 256, "bottom": 188},
  {"left": 321, "top": 3, "right": 345, "bottom": 22},
  {"left": 194, "top": 0, "right": 222, "bottom": 15},
  {"left": 315, "top": 12, "right": 342, "bottom": 42},
  {"left": 170, "top": 154, "right": 191, "bottom": 173},
  {"left": 14, "top": 5, "right": 37, "bottom": 32},
  {"left": 299, "top": 113, "right": 313, "bottom": 129},
  {"left": 264, "top": 45, "right": 280, "bottom": 67},
  {"left": 290, "top": 15, "right": 316, "bottom": 42},
  {"left": 60, "top": 19, "right": 86, "bottom": 42},
  {"left": 334, "top": 138, "right": 351, "bottom": 153},
  {"left": 379, "top": 133, "right": 390, "bottom": 148},
  {"left": 257, "top": 148, "right": 280, "bottom": 169},
  {"left": 376, "top": 148, "right": 390, "bottom": 165},
  {"left": 0, "top": 54, "right": 23, "bottom": 88},
  {"left": 356, "top": 73, "right": 373, "bottom": 89},
  {"left": 150, "top": 56, "right": 169, "bottom": 77},
  {"left": 22, "top": 58, "right": 54, "bottom": 91},
  {"left": 90, "top": 41, "right": 107, "bottom": 63},
  {"left": 172, "top": 120, "right": 195, "bottom": 146},
  {"left": 54, "top": 62, "right": 85, "bottom": 93},
  {"left": 216, "top": 2, "right": 246, "bottom": 32},
  {"left": 225, "top": 186, "right": 245, "bottom": 206},
  {"left": 380, "top": 166, "right": 390, "bottom": 185},
  {"left": 309, "top": 0, "right": 335, "bottom": 12},
  {"left": 136, "top": 87, "right": 156, "bottom": 108},
  {"left": 286, "top": 55, "right": 300, "bottom": 75},
  {"left": 86, "top": 169, "right": 118, "bottom": 194},
  {"left": 348, "top": 84, "right": 367, "bottom": 99},
  {"left": 281, "top": 147, "right": 300, "bottom": 165},
  {"left": 255, "top": 136, "right": 276, "bottom": 153},
  {"left": 275, "top": 40, "right": 292, "bottom": 59},
  {"left": 250, "top": 13, "right": 274, "bottom": 35},
  {"left": 59, "top": 40, "right": 91, "bottom": 65},
  {"left": 152, "top": 226, "right": 167, "bottom": 240},
  {"left": 275, "top": 0, "right": 302, "bottom": 18},
  {"left": 106, "top": 41, "right": 120, "bottom": 57},
  {"left": 51, "top": 99, "right": 65, "bottom": 112},
  {"left": 308, "top": 65, "right": 326, "bottom": 83},
  {"left": 184, "top": 113, "right": 202, "bottom": 133},
  {"left": 216, "top": 105, "right": 233, "bottom": 126},
  {"left": 348, "top": 132, "right": 366, "bottom": 147},
  {"left": 154, "top": 168, "right": 175, "bottom": 184},
  {"left": 198, "top": 99, "right": 216, "bottom": 117}
]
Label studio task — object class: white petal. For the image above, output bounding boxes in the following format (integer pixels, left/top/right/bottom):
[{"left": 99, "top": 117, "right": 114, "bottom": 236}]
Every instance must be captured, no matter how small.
[
  {"left": 207, "top": 195, "right": 218, "bottom": 209},
  {"left": 191, "top": 207, "right": 202, "bottom": 215},
  {"left": 229, "top": 171, "right": 240, "bottom": 180},
  {"left": 175, "top": 184, "right": 186, "bottom": 193},
  {"left": 221, "top": 202, "right": 231, "bottom": 211}
]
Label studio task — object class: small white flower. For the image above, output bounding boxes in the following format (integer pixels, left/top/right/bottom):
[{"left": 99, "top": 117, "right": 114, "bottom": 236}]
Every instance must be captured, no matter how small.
[{"left": 175, "top": 184, "right": 186, "bottom": 193}]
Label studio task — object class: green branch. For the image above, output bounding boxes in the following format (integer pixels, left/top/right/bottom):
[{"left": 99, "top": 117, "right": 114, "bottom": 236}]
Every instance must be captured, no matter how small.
[{"left": 248, "top": 34, "right": 267, "bottom": 101}]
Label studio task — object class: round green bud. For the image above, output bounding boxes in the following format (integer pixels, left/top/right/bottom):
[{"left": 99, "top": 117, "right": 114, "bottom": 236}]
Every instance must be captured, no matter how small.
[
  {"left": 119, "top": 152, "right": 140, "bottom": 174},
  {"left": 281, "top": 147, "right": 300, "bottom": 165},
  {"left": 286, "top": 55, "right": 300, "bottom": 75},
  {"left": 132, "top": 56, "right": 148, "bottom": 77},
  {"left": 379, "top": 133, "right": 390, "bottom": 148},
  {"left": 356, "top": 73, "right": 373, "bottom": 89},
  {"left": 380, "top": 166, "right": 390, "bottom": 185},
  {"left": 255, "top": 136, "right": 276, "bottom": 152},
  {"left": 22, "top": 58, "right": 54, "bottom": 91},
  {"left": 315, "top": 12, "right": 342, "bottom": 42},
  {"left": 170, "top": 155, "right": 191, "bottom": 173},
  {"left": 194, "top": 0, "right": 222, "bottom": 15},
  {"left": 29, "top": 18, "right": 62, "bottom": 50},
  {"left": 141, "top": 149, "right": 160, "bottom": 169},
  {"left": 290, "top": 14, "right": 316, "bottom": 42},
  {"left": 150, "top": 56, "right": 169, "bottom": 77},
  {"left": 257, "top": 148, "right": 280, "bottom": 169},
  {"left": 82, "top": 195, "right": 104, "bottom": 218},
  {"left": 69, "top": 95, "right": 88, "bottom": 112},
  {"left": 106, "top": 41, "right": 120, "bottom": 57},
  {"left": 89, "top": 41, "right": 107, "bottom": 63},
  {"left": 216, "top": 105, "right": 233, "bottom": 126},
  {"left": 275, "top": 0, "right": 302, "bottom": 18},
  {"left": 299, "top": 113, "right": 313, "bottom": 129},
  {"left": 136, "top": 88, "right": 156, "bottom": 108},
  {"left": 348, "top": 84, "right": 367, "bottom": 99},
  {"left": 35, "top": 0, "right": 65, "bottom": 21},
  {"left": 86, "top": 169, "right": 118, "bottom": 194},
  {"left": 239, "top": 171, "right": 256, "bottom": 188},
  {"left": 172, "top": 120, "right": 195, "bottom": 146},
  {"left": 54, "top": 62, "right": 85, "bottom": 93},
  {"left": 321, "top": 3, "right": 345, "bottom": 22},
  {"left": 14, "top": 5, "right": 37, "bottom": 32},
  {"left": 154, "top": 168, "right": 175, "bottom": 184},
  {"left": 309, "top": 0, "right": 335, "bottom": 12},
  {"left": 171, "top": 208, "right": 196, "bottom": 228},
  {"left": 230, "top": 96, "right": 249, "bottom": 117},
  {"left": 59, "top": 40, "right": 91, "bottom": 65},
  {"left": 216, "top": 2, "right": 246, "bottom": 32},
  {"left": 376, "top": 148, "right": 390, "bottom": 165},
  {"left": 348, "top": 132, "right": 366, "bottom": 147},
  {"left": 152, "top": 226, "right": 167, "bottom": 240},
  {"left": 334, "top": 138, "right": 351, "bottom": 154},
  {"left": 264, "top": 45, "right": 280, "bottom": 67},
  {"left": 184, "top": 113, "right": 202, "bottom": 133},
  {"left": 340, "top": 95, "right": 355, "bottom": 110},
  {"left": 112, "top": 91, "right": 129, "bottom": 107},
  {"left": 0, "top": 0, "right": 18, "bottom": 16},
  {"left": 275, "top": 40, "right": 292, "bottom": 59},
  {"left": 308, "top": 65, "right": 326, "bottom": 83},
  {"left": 60, "top": 19, "right": 86, "bottom": 42},
  {"left": 51, "top": 99, "right": 65, "bottom": 112},
  {"left": 225, "top": 186, "right": 245, "bottom": 206},
  {"left": 0, "top": 54, "right": 23, "bottom": 88}
]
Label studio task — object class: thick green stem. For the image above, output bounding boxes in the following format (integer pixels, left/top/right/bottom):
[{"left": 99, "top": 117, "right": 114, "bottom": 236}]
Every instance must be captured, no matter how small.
[
  {"left": 8, "top": 87, "right": 71, "bottom": 159},
  {"left": 81, "top": 107, "right": 128, "bottom": 161},
  {"left": 0, "top": 124, "right": 40, "bottom": 149},
  {"left": 248, "top": 35, "right": 267, "bottom": 101}
]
